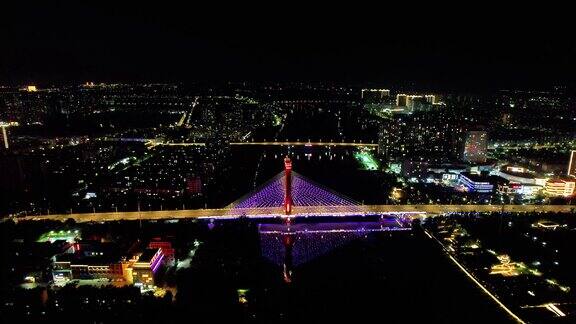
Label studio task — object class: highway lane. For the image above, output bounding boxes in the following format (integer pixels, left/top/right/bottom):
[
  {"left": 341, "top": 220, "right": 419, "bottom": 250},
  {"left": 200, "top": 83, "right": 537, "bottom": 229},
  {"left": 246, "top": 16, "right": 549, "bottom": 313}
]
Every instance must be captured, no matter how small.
[
  {"left": 229, "top": 142, "right": 378, "bottom": 147},
  {"left": 5, "top": 205, "right": 575, "bottom": 223},
  {"left": 142, "top": 141, "right": 378, "bottom": 148}
]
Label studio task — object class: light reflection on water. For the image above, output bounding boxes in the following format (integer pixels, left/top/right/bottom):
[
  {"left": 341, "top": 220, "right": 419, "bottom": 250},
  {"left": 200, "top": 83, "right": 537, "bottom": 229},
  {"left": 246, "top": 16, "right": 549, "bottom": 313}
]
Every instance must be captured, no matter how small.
[{"left": 259, "top": 219, "right": 411, "bottom": 282}]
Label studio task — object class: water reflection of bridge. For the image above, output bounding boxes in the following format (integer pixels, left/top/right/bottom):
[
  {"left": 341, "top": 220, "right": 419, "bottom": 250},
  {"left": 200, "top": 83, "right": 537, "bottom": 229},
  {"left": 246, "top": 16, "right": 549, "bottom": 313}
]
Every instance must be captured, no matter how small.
[{"left": 259, "top": 219, "right": 411, "bottom": 283}]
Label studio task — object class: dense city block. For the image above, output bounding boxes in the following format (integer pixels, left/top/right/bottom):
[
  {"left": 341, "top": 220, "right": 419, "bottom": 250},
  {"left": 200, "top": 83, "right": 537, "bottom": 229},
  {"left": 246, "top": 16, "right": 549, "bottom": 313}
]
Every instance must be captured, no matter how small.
[{"left": 2, "top": 7, "right": 576, "bottom": 323}]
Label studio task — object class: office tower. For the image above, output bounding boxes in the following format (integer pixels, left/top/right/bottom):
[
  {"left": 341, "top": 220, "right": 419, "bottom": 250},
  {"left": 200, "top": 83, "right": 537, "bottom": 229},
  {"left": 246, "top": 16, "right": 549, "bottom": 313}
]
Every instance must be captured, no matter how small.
[
  {"left": 425, "top": 95, "right": 436, "bottom": 104},
  {"left": 1, "top": 126, "right": 8, "bottom": 150},
  {"left": 396, "top": 94, "right": 407, "bottom": 107},
  {"left": 361, "top": 89, "right": 390, "bottom": 101}
]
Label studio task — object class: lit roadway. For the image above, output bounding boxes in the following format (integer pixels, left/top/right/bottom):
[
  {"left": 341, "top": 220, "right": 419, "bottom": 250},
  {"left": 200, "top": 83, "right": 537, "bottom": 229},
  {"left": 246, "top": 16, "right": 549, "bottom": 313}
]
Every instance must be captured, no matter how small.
[
  {"left": 6, "top": 204, "right": 575, "bottom": 223},
  {"left": 102, "top": 139, "right": 378, "bottom": 148},
  {"left": 147, "top": 141, "right": 379, "bottom": 148},
  {"left": 147, "top": 141, "right": 206, "bottom": 147},
  {"left": 229, "top": 142, "right": 378, "bottom": 147}
]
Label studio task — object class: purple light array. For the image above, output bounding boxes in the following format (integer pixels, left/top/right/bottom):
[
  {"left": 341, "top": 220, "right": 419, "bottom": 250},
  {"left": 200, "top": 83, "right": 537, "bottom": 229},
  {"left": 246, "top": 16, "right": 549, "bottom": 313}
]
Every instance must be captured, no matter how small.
[
  {"left": 259, "top": 221, "right": 408, "bottom": 267},
  {"left": 150, "top": 253, "right": 164, "bottom": 274},
  {"left": 232, "top": 171, "right": 358, "bottom": 209}
]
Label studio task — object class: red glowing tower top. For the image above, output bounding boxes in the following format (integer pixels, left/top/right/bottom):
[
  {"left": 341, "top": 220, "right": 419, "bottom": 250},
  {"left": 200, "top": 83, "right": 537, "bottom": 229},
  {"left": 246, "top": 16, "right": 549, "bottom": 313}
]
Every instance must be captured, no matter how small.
[{"left": 283, "top": 156, "right": 293, "bottom": 214}]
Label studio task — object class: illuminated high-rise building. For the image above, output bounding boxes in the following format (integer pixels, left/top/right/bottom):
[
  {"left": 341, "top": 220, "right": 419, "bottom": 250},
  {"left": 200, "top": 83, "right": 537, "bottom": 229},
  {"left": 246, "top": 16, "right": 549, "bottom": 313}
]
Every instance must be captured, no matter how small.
[
  {"left": 462, "top": 131, "right": 488, "bottom": 164},
  {"left": 544, "top": 179, "right": 575, "bottom": 197},
  {"left": 405, "top": 95, "right": 420, "bottom": 109},
  {"left": 361, "top": 89, "right": 390, "bottom": 101},
  {"left": 396, "top": 94, "right": 436, "bottom": 110},
  {"left": 568, "top": 150, "right": 576, "bottom": 178},
  {"left": 1, "top": 126, "right": 8, "bottom": 150},
  {"left": 396, "top": 94, "right": 407, "bottom": 107},
  {"left": 410, "top": 96, "right": 433, "bottom": 112}
]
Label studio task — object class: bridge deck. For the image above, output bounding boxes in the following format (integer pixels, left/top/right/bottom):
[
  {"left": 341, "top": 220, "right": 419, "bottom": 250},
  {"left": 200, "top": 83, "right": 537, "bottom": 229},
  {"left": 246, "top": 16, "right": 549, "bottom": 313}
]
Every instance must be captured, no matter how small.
[{"left": 5, "top": 205, "right": 574, "bottom": 223}]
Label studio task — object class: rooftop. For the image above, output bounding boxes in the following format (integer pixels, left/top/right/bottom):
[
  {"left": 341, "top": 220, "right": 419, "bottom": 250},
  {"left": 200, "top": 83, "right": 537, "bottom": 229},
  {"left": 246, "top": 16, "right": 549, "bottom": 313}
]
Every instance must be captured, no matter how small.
[
  {"left": 499, "top": 169, "right": 538, "bottom": 179},
  {"left": 138, "top": 248, "right": 160, "bottom": 263},
  {"left": 547, "top": 179, "right": 575, "bottom": 184},
  {"left": 55, "top": 252, "right": 121, "bottom": 265},
  {"left": 460, "top": 172, "right": 503, "bottom": 184}
]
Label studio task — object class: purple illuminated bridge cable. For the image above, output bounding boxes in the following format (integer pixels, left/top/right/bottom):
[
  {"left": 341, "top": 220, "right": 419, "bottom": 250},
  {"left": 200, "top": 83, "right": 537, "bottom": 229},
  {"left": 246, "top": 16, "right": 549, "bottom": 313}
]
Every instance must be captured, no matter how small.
[{"left": 228, "top": 171, "right": 359, "bottom": 209}]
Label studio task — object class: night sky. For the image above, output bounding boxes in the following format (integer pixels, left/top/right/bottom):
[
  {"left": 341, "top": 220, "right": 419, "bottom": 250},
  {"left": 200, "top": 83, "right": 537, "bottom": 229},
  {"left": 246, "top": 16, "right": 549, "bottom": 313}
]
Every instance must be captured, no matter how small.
[{"left": 1, "top": 2, "right": 575, "bottom": 89}]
